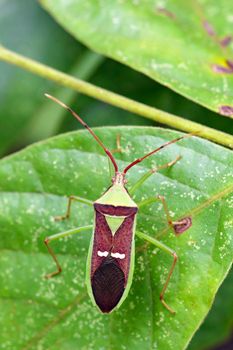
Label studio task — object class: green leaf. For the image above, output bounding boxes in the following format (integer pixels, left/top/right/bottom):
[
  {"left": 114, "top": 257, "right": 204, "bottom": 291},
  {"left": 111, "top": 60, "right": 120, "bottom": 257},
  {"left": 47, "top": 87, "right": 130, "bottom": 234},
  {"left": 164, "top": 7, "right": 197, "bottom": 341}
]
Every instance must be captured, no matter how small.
[
  {"left": 0, "top": 127, "right": 232, "bottom": 349},
  {"left": 188, "top": 268, "right": 233, "bottom": 350},
  {"left": 40, "top": 0, "right": 233, "bottom": 115}
]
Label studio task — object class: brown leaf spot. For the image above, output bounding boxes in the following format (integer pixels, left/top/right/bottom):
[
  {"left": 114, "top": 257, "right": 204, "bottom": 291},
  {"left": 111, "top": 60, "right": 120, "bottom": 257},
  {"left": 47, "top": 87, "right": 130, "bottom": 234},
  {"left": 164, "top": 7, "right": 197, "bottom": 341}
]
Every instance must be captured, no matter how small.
[
  {"left": 212, "top": 64, "right": 233, "bottom": 74},
  {"left": 226, "top": 60, "right": 233, "bottom": 69},
  {"left": 220, "top": 35, "right": 232, "bottom": 47},
  {"left": 211, "top": 60, "right": 233, "bottom": 74},
  {"left": 157, "top": 7, "right": 176, "bottom": 19},
  {"left": 219, "top": 105, "right": 233, "bottom": 116},
  {"left": 202, "top": 20, "right": 216, "bottom": 36}
]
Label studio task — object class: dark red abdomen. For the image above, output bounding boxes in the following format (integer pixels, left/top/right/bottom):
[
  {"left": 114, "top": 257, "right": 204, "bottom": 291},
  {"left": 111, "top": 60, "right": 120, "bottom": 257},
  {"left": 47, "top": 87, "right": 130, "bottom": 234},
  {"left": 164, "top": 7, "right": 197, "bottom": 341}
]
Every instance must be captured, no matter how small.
[{"left": 91, "top": 204, "right": 137, "bottom": 313}]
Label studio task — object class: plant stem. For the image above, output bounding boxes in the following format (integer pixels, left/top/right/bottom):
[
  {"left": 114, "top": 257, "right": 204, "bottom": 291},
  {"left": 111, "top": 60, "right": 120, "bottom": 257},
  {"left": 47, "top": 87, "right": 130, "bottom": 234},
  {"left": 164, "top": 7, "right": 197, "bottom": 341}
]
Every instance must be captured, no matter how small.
[{"left": 0, "top": 45, "right": 232, "bottom": 148}]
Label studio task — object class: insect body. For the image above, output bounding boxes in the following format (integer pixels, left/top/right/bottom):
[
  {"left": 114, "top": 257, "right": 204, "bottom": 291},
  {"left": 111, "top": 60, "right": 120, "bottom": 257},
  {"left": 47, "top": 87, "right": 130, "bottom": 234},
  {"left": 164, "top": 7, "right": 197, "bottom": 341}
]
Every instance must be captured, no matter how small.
[
  {"left": 44, "top": 94, "right": 192, "bottom": 314},
  {"left": 89, "top": 179, "right": 137, "bottom": 312}
]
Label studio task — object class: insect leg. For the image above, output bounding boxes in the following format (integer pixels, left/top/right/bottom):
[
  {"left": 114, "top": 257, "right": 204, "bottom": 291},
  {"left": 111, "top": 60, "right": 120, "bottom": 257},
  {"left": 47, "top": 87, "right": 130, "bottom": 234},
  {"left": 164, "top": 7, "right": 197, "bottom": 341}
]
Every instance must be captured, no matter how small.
[
  {"left": 54, "top": 196, "right": 92, "bottom": 221},
  {"left": 138, "top": 195, "right": 191, "bottom": 235},
  {"left": 129, "top": 155, "right": 181, "bottom": 195},
  {"left": 44, "top": 225, "right": 92, "bottom": 278},
  {"left": 136, "top": 230, "right": 178, "bottom": 314}
]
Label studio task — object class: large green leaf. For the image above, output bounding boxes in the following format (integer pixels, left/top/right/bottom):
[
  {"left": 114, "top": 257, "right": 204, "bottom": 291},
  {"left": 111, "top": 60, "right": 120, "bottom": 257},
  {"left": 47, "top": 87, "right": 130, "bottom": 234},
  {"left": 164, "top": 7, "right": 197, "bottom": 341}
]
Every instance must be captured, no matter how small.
[
  {"left": 0, "top": 127, "right": 232, "bottom": 349},
  {"left": 188, "top": 268, "right": 233, "bottom": 350},
  {"left": 40, "top": 0, "right": 233, "bottom": 116}
]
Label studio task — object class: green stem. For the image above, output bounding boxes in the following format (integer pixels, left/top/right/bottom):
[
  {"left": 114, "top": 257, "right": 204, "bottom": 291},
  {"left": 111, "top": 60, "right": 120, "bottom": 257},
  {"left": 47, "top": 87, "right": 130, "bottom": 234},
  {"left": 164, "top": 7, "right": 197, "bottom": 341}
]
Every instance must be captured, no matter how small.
[{"left": 0, "top": 45, "right": 232, "bottom": 148}]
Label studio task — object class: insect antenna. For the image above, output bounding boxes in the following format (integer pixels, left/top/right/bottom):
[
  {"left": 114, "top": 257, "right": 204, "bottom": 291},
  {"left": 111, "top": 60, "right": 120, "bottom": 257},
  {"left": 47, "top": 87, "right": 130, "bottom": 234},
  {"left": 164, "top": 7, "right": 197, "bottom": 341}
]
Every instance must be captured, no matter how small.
[
  {"left": 45, "top": 94, "right": 118, "bottom": 173},
  {"left": 123, "top": 133, "right": 195, "bottom": 174}
]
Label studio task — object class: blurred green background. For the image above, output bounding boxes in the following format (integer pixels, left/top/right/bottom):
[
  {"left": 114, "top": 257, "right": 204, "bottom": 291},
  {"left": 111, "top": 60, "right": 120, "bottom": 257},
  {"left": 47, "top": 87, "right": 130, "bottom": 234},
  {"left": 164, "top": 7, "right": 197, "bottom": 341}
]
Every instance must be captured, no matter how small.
[{"left": 0, "top": 1, "right": 232, "bottom": 349}]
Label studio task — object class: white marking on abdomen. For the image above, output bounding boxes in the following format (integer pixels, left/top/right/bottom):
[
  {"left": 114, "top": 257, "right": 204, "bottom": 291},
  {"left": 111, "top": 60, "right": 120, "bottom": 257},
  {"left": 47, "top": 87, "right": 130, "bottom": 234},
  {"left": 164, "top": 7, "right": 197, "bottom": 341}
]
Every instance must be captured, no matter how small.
[
  {"left": 97, "top": 250, "right": 108, "bottom": 257},
  {"left": 111, "top": 252, "right": 125, "bottom": 259}
]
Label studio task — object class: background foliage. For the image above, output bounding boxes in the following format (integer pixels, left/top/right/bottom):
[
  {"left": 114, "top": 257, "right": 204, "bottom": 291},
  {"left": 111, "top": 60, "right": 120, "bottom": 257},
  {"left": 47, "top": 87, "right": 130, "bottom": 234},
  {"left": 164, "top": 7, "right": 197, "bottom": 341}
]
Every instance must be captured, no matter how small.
[{"left": 0, "top": 1, "right": 232, "bottom": 349}]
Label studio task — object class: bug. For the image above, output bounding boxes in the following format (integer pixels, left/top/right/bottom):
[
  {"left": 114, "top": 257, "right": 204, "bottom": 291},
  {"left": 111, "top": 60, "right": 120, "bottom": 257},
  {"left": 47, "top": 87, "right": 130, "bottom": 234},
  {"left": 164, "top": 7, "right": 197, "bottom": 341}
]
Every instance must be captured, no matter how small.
[{"left": 44, "top": 94, "right": 192, "bottom": 314}]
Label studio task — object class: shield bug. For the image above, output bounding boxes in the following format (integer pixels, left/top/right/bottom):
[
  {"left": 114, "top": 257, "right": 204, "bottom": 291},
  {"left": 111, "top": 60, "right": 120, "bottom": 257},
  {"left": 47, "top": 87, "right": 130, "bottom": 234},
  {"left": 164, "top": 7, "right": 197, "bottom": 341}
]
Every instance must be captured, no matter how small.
[{"left": 44, "top": 94, "right": 192, "bottom": 314}]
